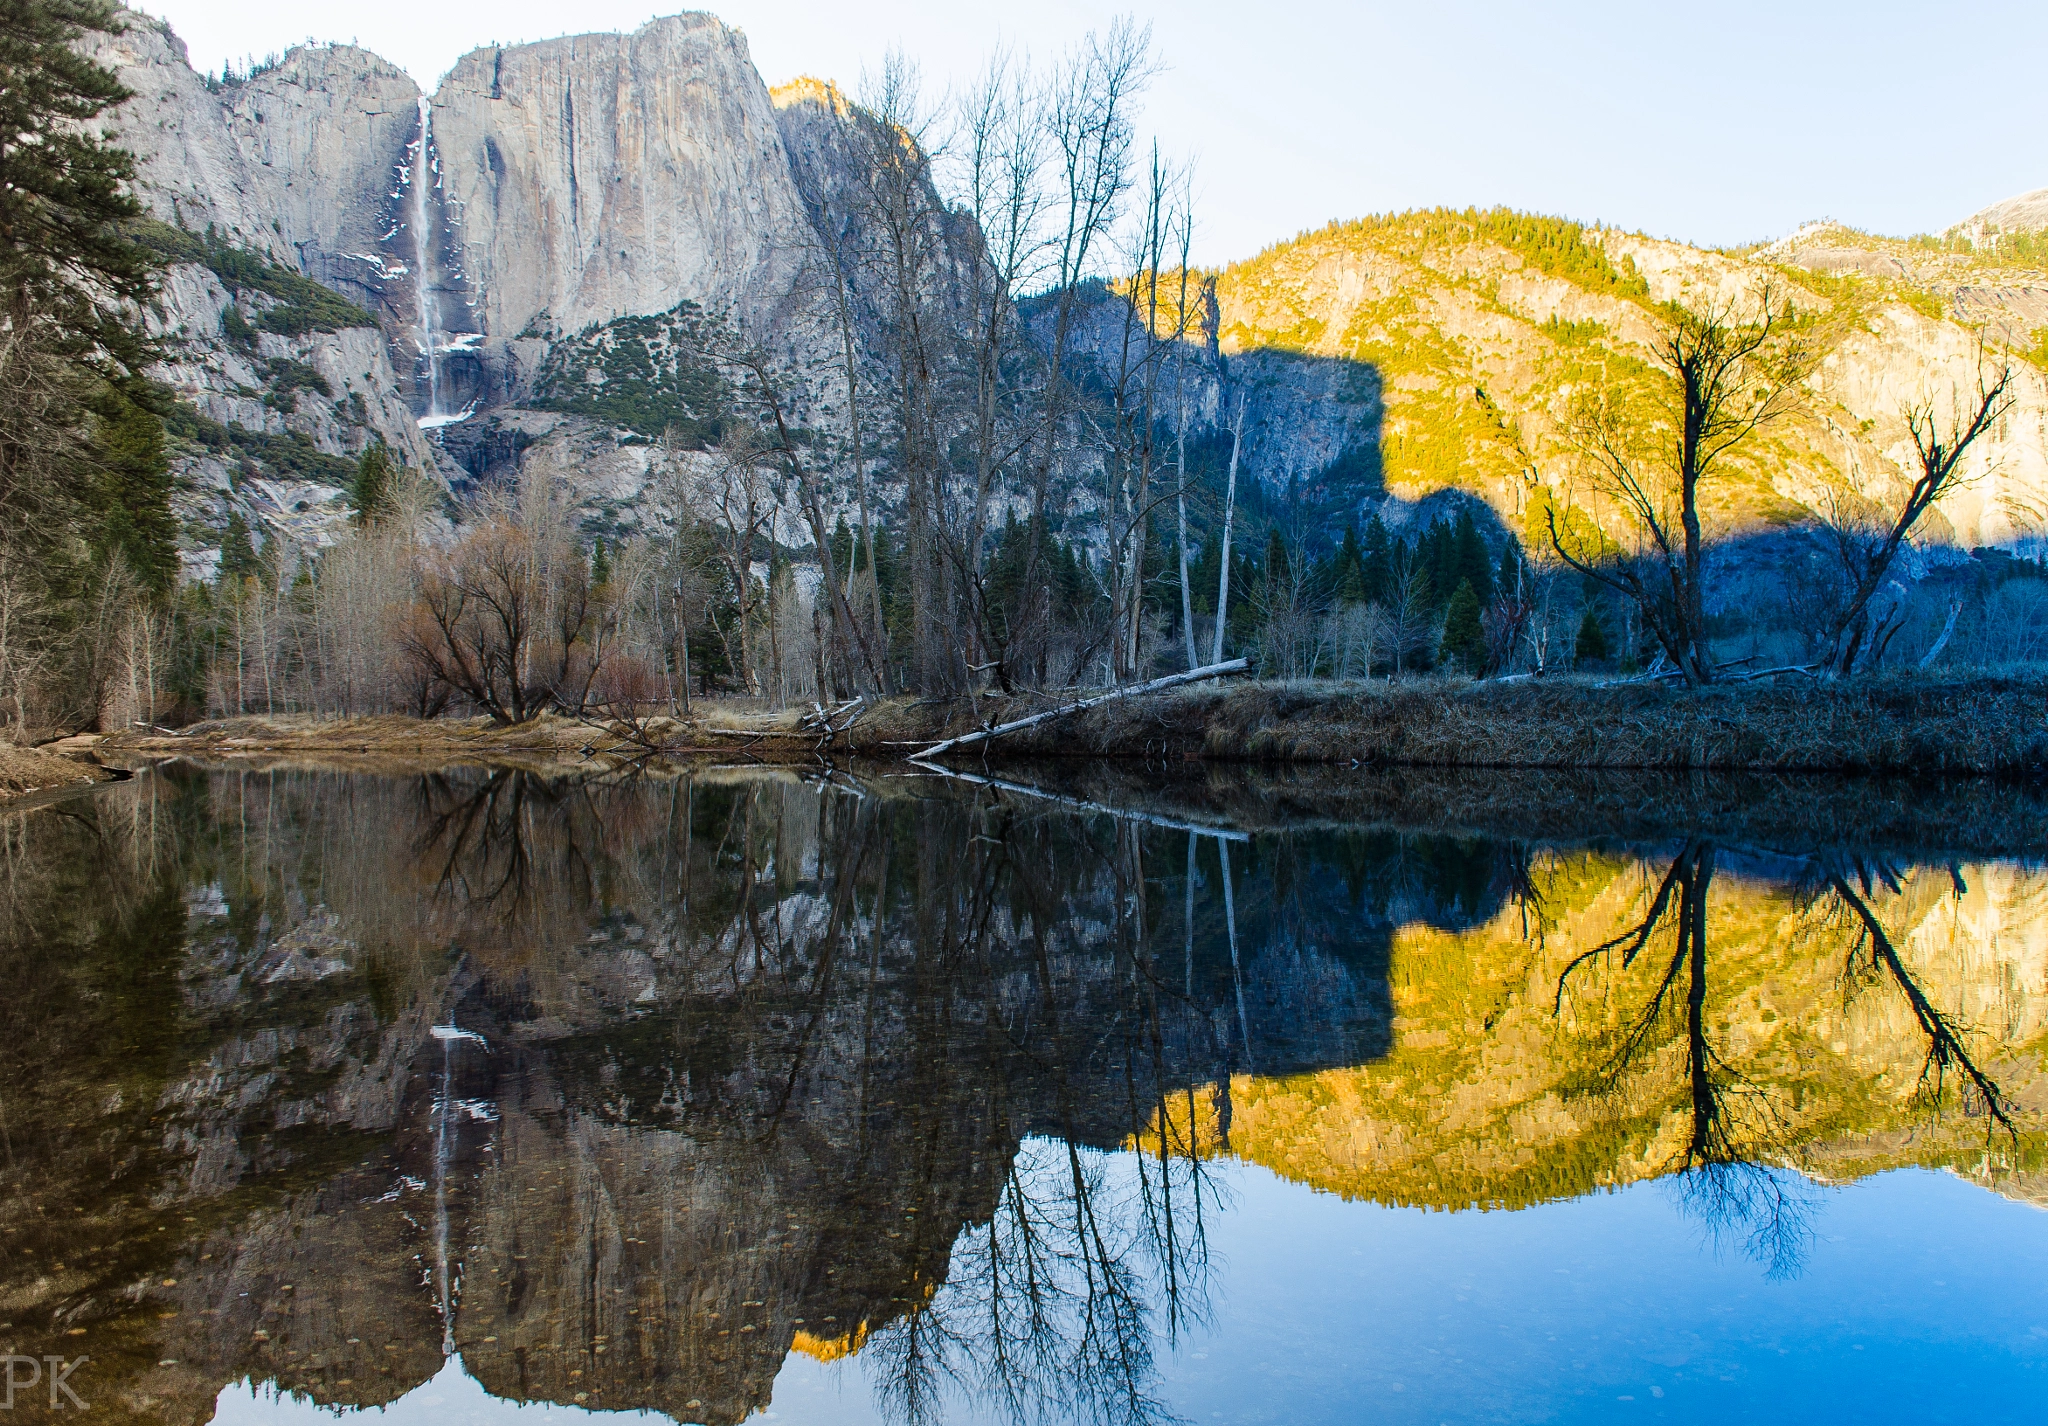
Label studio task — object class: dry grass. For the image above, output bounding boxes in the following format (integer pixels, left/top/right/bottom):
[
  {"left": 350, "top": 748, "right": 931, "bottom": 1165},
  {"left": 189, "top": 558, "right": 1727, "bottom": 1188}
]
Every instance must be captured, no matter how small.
[
  {"left": 85, "top": 672, "right": 2048, "bottom": 782},
  {"left": 0, "top": 742, "right": 114, "bottom": 799},
  {"left": 846, "top": 672, "right": 2048, "bottom": 777}
]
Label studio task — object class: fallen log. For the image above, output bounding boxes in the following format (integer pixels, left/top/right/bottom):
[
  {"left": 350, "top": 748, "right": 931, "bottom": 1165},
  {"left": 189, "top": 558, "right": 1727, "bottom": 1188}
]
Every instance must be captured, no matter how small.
[{"left": 914, "top": 658, "right": 1251, "bottom": 760}]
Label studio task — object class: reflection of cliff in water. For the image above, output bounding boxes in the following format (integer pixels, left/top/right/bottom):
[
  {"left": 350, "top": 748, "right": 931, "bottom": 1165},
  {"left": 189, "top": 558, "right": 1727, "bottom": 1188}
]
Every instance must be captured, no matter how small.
[
  {"left": 0, "top": 766, "right": 2040, "bottom": 1423},
  {"left": 0, "top": 766, "right": 1463, "bottom": 1423}
]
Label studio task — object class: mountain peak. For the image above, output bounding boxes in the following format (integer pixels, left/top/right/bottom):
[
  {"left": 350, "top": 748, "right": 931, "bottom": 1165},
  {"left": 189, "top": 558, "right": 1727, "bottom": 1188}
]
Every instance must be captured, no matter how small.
[{"left": 1952, "top": 186, "right": 2048, "bottom": 238}]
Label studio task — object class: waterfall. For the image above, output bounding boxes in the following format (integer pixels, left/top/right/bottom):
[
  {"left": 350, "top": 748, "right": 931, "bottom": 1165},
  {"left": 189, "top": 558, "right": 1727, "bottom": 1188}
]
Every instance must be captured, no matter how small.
[{"left": 411, "top": 95, "right": 443, "bottom": 423}]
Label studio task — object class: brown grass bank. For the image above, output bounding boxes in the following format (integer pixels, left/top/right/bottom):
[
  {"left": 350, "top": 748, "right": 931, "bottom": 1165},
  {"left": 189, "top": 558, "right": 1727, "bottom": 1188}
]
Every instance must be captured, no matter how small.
[
  {"left": 845, "top": 672, "right": 2048, "bottom": 777},
  {"left": 85, "top": 671, "right": 2048, "bottom": 780},
  {"left": 0, "top": 738, "right": 119, "bottom": 801}
]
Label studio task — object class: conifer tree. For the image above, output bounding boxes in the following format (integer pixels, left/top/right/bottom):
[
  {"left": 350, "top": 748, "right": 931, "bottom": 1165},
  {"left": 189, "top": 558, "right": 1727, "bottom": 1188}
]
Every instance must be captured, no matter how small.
[
  {"left": 1576, "top": 603, "right": 1611, "bottom": 665},
  {"left": 591, "top": 536, "right": 612, "bottom": 589},
  {"left": 1441, "top": 578, "right": 1485, "bottom": 671},
  {"left": 351, "top": 442, "right": 393, "bottom": 524},
  {"left": 1452, "top": 507, "right": 1493, "bottom": 606},
  {"left": 1361, "top": 514, "right": 1391, "bottom": 604},
  {"left": 1263, "top": 527, "right": 1291, "bottom": 592},
  {"left": 0, "top": 0, "right": 169, "bottom": 583},
  {"left": 1336, "top": 525, "right": 1366, "bottom": 603},
  {"left": 220, "top": 511, "right": 258, "bottom": 584},
  {"left": 85, "top": 378, "right": 176, "bottom": 592}
]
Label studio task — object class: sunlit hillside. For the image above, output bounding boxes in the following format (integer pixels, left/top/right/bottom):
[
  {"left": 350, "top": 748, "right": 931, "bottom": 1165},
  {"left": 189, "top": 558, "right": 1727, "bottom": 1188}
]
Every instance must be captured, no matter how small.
[{"left": 1211, "top": 209, "right": 2048, "bottom": 553}]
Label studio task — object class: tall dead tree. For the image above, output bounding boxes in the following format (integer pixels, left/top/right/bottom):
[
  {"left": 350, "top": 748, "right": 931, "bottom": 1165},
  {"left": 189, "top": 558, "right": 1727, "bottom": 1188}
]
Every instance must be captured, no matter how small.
[
  {"left": 1211, "top": 394, "right": 1246, "bottom": 666},
  {"left": 1550, "top": 281, "right": 1817, "bottom": 686},
  {"left": 1820, "top": 356, "right": 2015, "bottom": 675}
]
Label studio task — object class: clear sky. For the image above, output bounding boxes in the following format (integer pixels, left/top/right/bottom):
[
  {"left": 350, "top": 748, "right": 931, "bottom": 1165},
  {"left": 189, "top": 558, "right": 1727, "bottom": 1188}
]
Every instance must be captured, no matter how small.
[{"left": 137, "top": 0, "right": 2048, "bottom": 267}]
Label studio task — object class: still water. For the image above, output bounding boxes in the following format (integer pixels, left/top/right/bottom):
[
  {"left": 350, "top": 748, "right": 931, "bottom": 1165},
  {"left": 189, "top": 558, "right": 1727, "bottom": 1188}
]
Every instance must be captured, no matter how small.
[{"left": 5, "top": 762, "right": 2045, "bottom": 1423}]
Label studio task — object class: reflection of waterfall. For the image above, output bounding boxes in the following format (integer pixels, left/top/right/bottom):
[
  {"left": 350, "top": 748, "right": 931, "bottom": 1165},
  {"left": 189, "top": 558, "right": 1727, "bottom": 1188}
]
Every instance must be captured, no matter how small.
[
  {"left": 429, "top": 1022, "right": 487, "bottom": 1355},
  {"left": 410, "top": 96, "right": 443, "bottom": 425}
]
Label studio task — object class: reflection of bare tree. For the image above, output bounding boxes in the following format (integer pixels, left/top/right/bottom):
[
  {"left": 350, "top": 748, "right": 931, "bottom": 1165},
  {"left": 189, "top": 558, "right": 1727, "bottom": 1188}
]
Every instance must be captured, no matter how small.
[
  {"left": 1823, "top": 863, "right": 2019, "bottom": 1142},
  {"left": 413, "top": 770, "right": 597, "bottom": 930},
  {"left": 1554, "top": 839, "right": 2032, "bottom": 1276},
  {"left": 852, "top": 803, "right": 1225, "bottom": 1426},
  {"left": 1556, "top": 841, "right": 1813, "bottom": 1276}
]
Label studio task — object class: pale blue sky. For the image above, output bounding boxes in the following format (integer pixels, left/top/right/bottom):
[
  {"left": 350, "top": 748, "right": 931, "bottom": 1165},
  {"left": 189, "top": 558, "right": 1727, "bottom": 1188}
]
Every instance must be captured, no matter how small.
[{"left": 140, "top": 0, "right": 2048, "bottom": 265}]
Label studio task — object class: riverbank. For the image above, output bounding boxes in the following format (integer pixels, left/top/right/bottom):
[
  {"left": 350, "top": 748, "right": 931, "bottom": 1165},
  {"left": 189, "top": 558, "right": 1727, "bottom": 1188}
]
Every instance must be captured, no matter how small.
[
  {"left": 846, "top": 671, "right": 2048, "bottom": 777},
  {"left": 0, "top": 740, "right": 119, "bottom": 800},
  {"left": 82, "top": 670, "right": 2048, "bottom": 780}
]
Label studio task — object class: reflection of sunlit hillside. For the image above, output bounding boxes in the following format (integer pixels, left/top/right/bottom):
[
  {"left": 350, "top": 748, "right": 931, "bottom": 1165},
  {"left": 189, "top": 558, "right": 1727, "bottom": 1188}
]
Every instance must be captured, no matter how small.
[{"left": 1142, "top": 853, "right": 2048, "bottom": 1211}]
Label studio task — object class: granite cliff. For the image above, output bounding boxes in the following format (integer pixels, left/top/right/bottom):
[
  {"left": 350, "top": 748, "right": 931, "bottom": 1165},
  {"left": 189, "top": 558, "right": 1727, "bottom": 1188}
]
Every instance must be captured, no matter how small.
[{"left": 86, "top": 11, "right": 2048, "bottom": 595}]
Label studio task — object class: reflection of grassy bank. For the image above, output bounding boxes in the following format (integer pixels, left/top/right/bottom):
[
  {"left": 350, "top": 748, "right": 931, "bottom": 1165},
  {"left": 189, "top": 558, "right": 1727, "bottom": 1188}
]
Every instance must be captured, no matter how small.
[
  {"left": 96, "top": 708, "right": 828, "bottom": 771},
  {"left": 986, "top": 762, "right": 2048, "bottom": 860},
  {"left": 856, "top": 671, "right": 2048, "bottom": 776}
]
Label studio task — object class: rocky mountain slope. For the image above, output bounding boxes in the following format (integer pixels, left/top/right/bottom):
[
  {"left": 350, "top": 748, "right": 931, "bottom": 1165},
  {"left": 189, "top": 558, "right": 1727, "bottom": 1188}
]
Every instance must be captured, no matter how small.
[
  {"left": 92, "top": 11, "right": 874, "bottom": 573},
  {"left": 1201, "top": 211, "right": 2048, "bottom": 556},
  {"left": 90, "top": 9, "right": 2048, "bottom": 590}
]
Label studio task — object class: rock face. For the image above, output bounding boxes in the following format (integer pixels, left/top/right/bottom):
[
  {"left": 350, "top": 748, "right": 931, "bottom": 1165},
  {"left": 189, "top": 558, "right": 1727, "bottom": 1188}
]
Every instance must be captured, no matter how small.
[
  {"left": 432, "top": 19, "right": 824, "bottom": 371},
  {"left": 95, "top": 10, "right": 882, "bottom": 569},
  {"left": 106, "top": 12, "right": 845, "bottom": 421},
  {"left": 1955, "top": 186, "right": 2048, "bottom": 238},
  {"left": 91, "top": 9, "right": 2048, "bottom": 588}
]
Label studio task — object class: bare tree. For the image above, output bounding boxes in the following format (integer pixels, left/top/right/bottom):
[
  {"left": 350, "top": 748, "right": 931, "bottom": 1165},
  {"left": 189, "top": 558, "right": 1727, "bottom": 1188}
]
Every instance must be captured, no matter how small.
[
  {"left": 400, "top": 515, "right": 600, "bottom": 725},
  {"left": 1549, "top": 281, "right": 1818, "bottom": 685},
  {"left": 1819, "top": 357, "right": 2015, "bottom": 675},
  {"left": 1210, "top": 394, "right": 1245, "bottom": 665},
  {"left": 1017, "top": 21, "right": 1156, "bottom": 685}
]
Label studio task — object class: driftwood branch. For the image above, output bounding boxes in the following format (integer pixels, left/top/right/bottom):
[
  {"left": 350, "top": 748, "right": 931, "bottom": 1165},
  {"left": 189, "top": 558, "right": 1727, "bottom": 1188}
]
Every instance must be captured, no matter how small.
[
  {"left": 915, "top": 658, "right": 1251, "bottom": 760},
  {"left": 1919, "top": 600, "right": 1963, "bottom": 670}
]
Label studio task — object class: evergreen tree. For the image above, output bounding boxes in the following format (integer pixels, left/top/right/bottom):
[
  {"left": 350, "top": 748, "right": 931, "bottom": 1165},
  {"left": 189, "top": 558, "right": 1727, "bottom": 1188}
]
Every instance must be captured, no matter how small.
[
  {"left": 591, "top": 536, "right": 612, "bottom": 589},
  {"left": 219, "top": 511, "right": 258, "bottom": 585},
  {"left": 351, "top": 442, "right": 393, "bottom": 524},
  {"left": 1263, "top": 527, "right": 1291, "bottom": 593},
  {"left": 1452, "top": 506, "right": 1494, "bottom": 606},
  {"left": 1441, "top": 578, "right": 1485, "bottom": 671},
  {"left": 0, "top": 0, "right": 156, "bottom": 354},
  {"left": 0, "top": 0, "right": 170, "bottom": 595},
  {"left": 1336, "top": 525, "right": 1366, "bottom": 603},
  {"left": 1576, "top": 603, "right": 1611, "bottom": 665},
  {"left": 1424, "top": 522, "right": 1457, "bottom": 608},
  {"left": 1361, "top": 514, "right": 1391, "bottom": 604},
  {"left": 84, "top": 377, "right": 176, "bottom": 592},
  {"left": 830, "top": 515, "right": 855, "bottom": 578}
]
